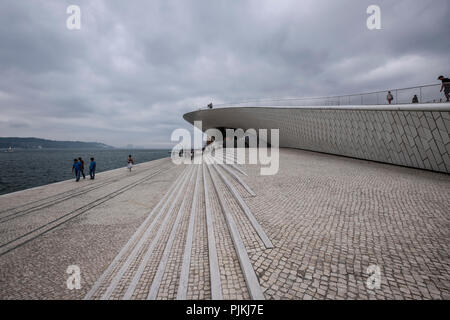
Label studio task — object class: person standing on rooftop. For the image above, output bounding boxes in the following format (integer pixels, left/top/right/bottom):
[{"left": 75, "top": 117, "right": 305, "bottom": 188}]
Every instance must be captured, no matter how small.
[
  {"left": 72, "top": 159, "right": 81, "bottom": 182},
  {"left": 438, "top": 75, "right": 450, "bottom": 102},
  {"left": 127, "top": 155, "right": 134, "bottom": 172},
  {"left": 78, "top": 157, "right": 86, "bottom": 179},
  {"left": 387, "top": 91, "right": 394, "bottom": 104},
  {"left": 89, "top": 157, "right": 96, "bottom": 180}
]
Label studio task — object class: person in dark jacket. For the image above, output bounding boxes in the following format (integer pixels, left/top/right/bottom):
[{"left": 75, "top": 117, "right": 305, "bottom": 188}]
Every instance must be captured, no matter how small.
[
  {"left": 89, "top": 157, "right": 96, "bottom": 180},
  {"left": 78, "top": 157, "right": 86, "bottom": 179},
  {"left": 412, "top": 95, "right": 419, "bottom": 103},
  {"left": 72, "top": 159, "right": 81, "bottom": 182},
  {"left": 386, "top": 91, "right": 394, "bottom": 104},
  {"left": 438, "top": 75, "right": 450, "bottom": 102}
]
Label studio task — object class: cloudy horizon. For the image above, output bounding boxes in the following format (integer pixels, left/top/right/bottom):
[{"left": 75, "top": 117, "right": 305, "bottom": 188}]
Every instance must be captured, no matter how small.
[{"left": 0, "top": 0, "right": 449, "bottom": 148}]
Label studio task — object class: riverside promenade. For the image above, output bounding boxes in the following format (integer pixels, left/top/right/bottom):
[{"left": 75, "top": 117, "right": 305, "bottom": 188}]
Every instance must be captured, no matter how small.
[{"left": 0, "top": 150, "right": 449, "bottom": 300}]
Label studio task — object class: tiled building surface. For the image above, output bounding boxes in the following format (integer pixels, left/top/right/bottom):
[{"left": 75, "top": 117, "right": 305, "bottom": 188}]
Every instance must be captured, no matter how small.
[{"left": 184, "top": 104, "right": 450, "bottom": 173}]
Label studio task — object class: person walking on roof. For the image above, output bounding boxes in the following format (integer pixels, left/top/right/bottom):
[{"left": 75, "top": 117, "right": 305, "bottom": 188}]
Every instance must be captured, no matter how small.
[
  {"left": 72, "top": 159, "right": 81, "bottom": 182},
  {"left": 78, "top": 157, "right": 86, "bottom": 179},
  {"left": 438, "top": 75, "right": 450, "bottom": 102},
  {"left": 89, "top": 157, "right": 96, "bottom": 180},
  {"left": 386, "top": 91, "right": 394, "bottom": 104},
  {"left": 127, "top": 155, "right": 134, "bottom": 172}
]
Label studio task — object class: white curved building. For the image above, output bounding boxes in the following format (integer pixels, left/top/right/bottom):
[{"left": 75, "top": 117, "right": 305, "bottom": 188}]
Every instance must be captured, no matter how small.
[{"left": 184, "top": 104, "right": 450, "bottom": 174}]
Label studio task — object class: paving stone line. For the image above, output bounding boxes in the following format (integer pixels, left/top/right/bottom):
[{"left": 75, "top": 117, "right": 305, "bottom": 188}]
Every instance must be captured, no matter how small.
[
  {"left": 206, "top": 163, "right": 265, "bottom": 300},
  {"left": 0, "top": 161, "right": 173, "bottom": 246},
  {"left": 124, "top": 193, "right": 186, "bottom": 300},
  {"left": 177, "top": 165, "right": 201, "bottom": 299},
  {"left": 205, "top": 160, "right": 249, "bottom": 299},
  {"left": 210, "top": 162, "right": 273, "bottom": 249},
  {"left": 218, "top": 163, "right": 256, "bottom": 196},
  {"left": 83, "top": 165, "right": 188, "bottom": 300},
  {"left": 212, "top": 148, "right": 248, "bottom": 176},
  {"left": 99, "top": 166, "right": 191, "bottom": 300},
  {"left": 116, "top": 167, "right": 195, "bottom": 299},
  {"left": 0, "top": 160, "right": 167, "bottom": 220},
  {"left": 207, "top": 155, "right": 256, "bottom": 197},
  {"left": 186, "top": 166, "right": 211, "bottom": 299},
  {"left": 0, "top": 165, "right": 173, "bottom": 257},
  {"left": 203, "top": 163, "right": 223, "bottom": 300},
  {"left": 121, "top": 166, "right": 195, "bottom": 300},
  {"left": 2, "top": 148, "right": 449, "bottom": 300},
  {"left": 155, "top": 168, "right": 196, "bottom": 300},
  {"left": 147, "top": 167, "right": 198, "bottom": 299},
  {"left": 229, "top": 163, "right": 248, "bottom": 176}
]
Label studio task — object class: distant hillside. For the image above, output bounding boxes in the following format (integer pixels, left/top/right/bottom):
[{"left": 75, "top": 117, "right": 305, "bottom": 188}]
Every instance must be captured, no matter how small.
[{"left": 0, "top": 137, "right": 114, "bottom": 149}]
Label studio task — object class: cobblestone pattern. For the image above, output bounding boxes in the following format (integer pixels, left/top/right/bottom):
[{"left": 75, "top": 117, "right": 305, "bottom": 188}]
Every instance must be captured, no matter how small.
[
  {"left": 218, "top": 164, "right": 254, "bottom": 198},
  {"left": 185, "top": 108, "right": 450, "bottom": 173},
  {"left": 0, "top": 158, "right": 168, "bottom": 212},
  {"left": 3, "top": 148, "right": 449, "bottom": 300},
  {"left": 0, "top": 161, "right": 171, "bottom": 247},
  {"left": 0, "top": 159, "right": 184, "bottom": 299},
  {"left": 205, "top": 165, "right": 250, "bottom": 300},
  {"left": 187, "top": 167, "right": 211, "bottom": 299},
  {"left": 157, "top": 168, "right": 197, "bottom": 299},
  {"left": 84, "top": 166, "right": 191, "bottom": 300},
  {"left": 244, "top": 149, "right": 450, "bottom": 299},
  {"left": 128, "top": 167, "right": 195, "bottom": 300},
  {"left": 212, "top": 165, "right": 265, "bottom": 253}
]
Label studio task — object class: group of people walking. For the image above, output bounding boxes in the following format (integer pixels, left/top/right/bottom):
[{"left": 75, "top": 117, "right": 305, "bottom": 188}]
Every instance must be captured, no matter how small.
[
  {"left": 386, "top": 75, "right": 450, "bottom": 104},
  {"left": 72, "top": 157, "right": 96, "bottom": 182},
  {"left": 71, "top": 155, "right": 135, "bottom": 182}
]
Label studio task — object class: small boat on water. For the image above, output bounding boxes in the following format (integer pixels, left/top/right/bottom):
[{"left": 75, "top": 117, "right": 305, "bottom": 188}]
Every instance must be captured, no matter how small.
[{"left": 5, "top": 146, "right": 13, "bottom": 153}]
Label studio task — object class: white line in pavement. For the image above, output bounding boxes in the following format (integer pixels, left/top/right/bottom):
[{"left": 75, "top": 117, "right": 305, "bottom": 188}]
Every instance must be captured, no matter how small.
[
  {"left": 207, "top": 155, "right": 255, "bottom": 197},
  {"left": 222, "top": 153, "right": 248, "bottom": 176},
  {"left": 218, "top": 163, "right": 255, "bottom": 196},
  {"left": 122, "top": 166, "right": 195, "bottom": 300},
  {"left": 176, "top": 165, "right": 201, "bottom": 300},
  {"left": 83, "top": 165, "right": 186, "bottom": 300},
  {"left": 147, "top": 166, "right": 198, "bottom": 299},
  {"left": 212, "top": 163, "right": 273, "bottom": 249},
  {"left": 203, "top": 162, "right": 223, "bottom": 300},
  {"left": 99, "top": 166, "right": 191, "bottom": 300},
  {"left": 229, "top": 163, "right": 247, "bottom": 176},
  {"left": 206, "top": 164, "right": 265, "bottom": 300}
]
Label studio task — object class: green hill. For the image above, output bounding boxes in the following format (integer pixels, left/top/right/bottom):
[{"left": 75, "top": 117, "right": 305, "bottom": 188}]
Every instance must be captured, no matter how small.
[{"left": 0, "top": 137, "right": 114, "bottom": 149}]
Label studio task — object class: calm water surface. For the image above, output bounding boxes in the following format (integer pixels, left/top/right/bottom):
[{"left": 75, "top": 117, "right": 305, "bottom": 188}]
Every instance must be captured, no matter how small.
[{"left": 0, "top": 149, "right": 170, "bottom": 196}]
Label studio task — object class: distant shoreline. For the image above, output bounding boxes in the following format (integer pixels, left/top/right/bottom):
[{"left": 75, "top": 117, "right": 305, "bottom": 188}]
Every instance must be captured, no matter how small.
[
  {"left": 1, "top": 148, "right": 112, "bottom": 151},
  {"left": 0, "top": 137, "right": 114, "bottom": 150}
]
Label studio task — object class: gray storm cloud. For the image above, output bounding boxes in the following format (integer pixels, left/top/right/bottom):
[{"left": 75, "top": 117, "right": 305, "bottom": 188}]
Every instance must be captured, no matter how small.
[{"left": 0, "top": 0, "right": 449, "bottom": 147}]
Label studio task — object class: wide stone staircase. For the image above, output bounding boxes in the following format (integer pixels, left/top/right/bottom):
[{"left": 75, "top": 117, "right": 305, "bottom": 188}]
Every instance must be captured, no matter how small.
[{"left": 84, "top": 151, "right": 273, "bottom": 300}]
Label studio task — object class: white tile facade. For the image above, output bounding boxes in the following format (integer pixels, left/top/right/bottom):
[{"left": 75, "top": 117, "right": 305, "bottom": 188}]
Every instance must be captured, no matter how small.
[{"left": 184, "top": 107, "right": 450, "bottom": 173}]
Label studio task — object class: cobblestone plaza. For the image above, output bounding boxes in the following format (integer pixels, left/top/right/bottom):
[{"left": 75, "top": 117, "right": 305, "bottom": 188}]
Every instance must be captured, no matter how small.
[{"left": 1, "top": 149, "right": 449, "bottom": 300}]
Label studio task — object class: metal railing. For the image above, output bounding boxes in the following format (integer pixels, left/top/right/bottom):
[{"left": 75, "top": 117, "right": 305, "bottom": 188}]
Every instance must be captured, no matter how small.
[{"left": 198, "top": 83, "right": 447, "bottom": 110}]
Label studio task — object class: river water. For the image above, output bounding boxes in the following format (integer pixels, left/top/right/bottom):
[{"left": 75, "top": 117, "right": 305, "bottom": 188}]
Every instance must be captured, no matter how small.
[{"left": 0, "top": 149, "right": 170, "bottom": 195}]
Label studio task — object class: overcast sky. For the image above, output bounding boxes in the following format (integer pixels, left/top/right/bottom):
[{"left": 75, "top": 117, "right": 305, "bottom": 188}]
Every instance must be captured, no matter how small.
[{"left": 0, "top": 0, "right": 448, "bottom": 148}]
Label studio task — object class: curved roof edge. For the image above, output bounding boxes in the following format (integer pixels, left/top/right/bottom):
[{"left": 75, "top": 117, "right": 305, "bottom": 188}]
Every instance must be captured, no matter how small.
[{"left": 183, "top": 103, "right": 450, "bottom": 127}]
